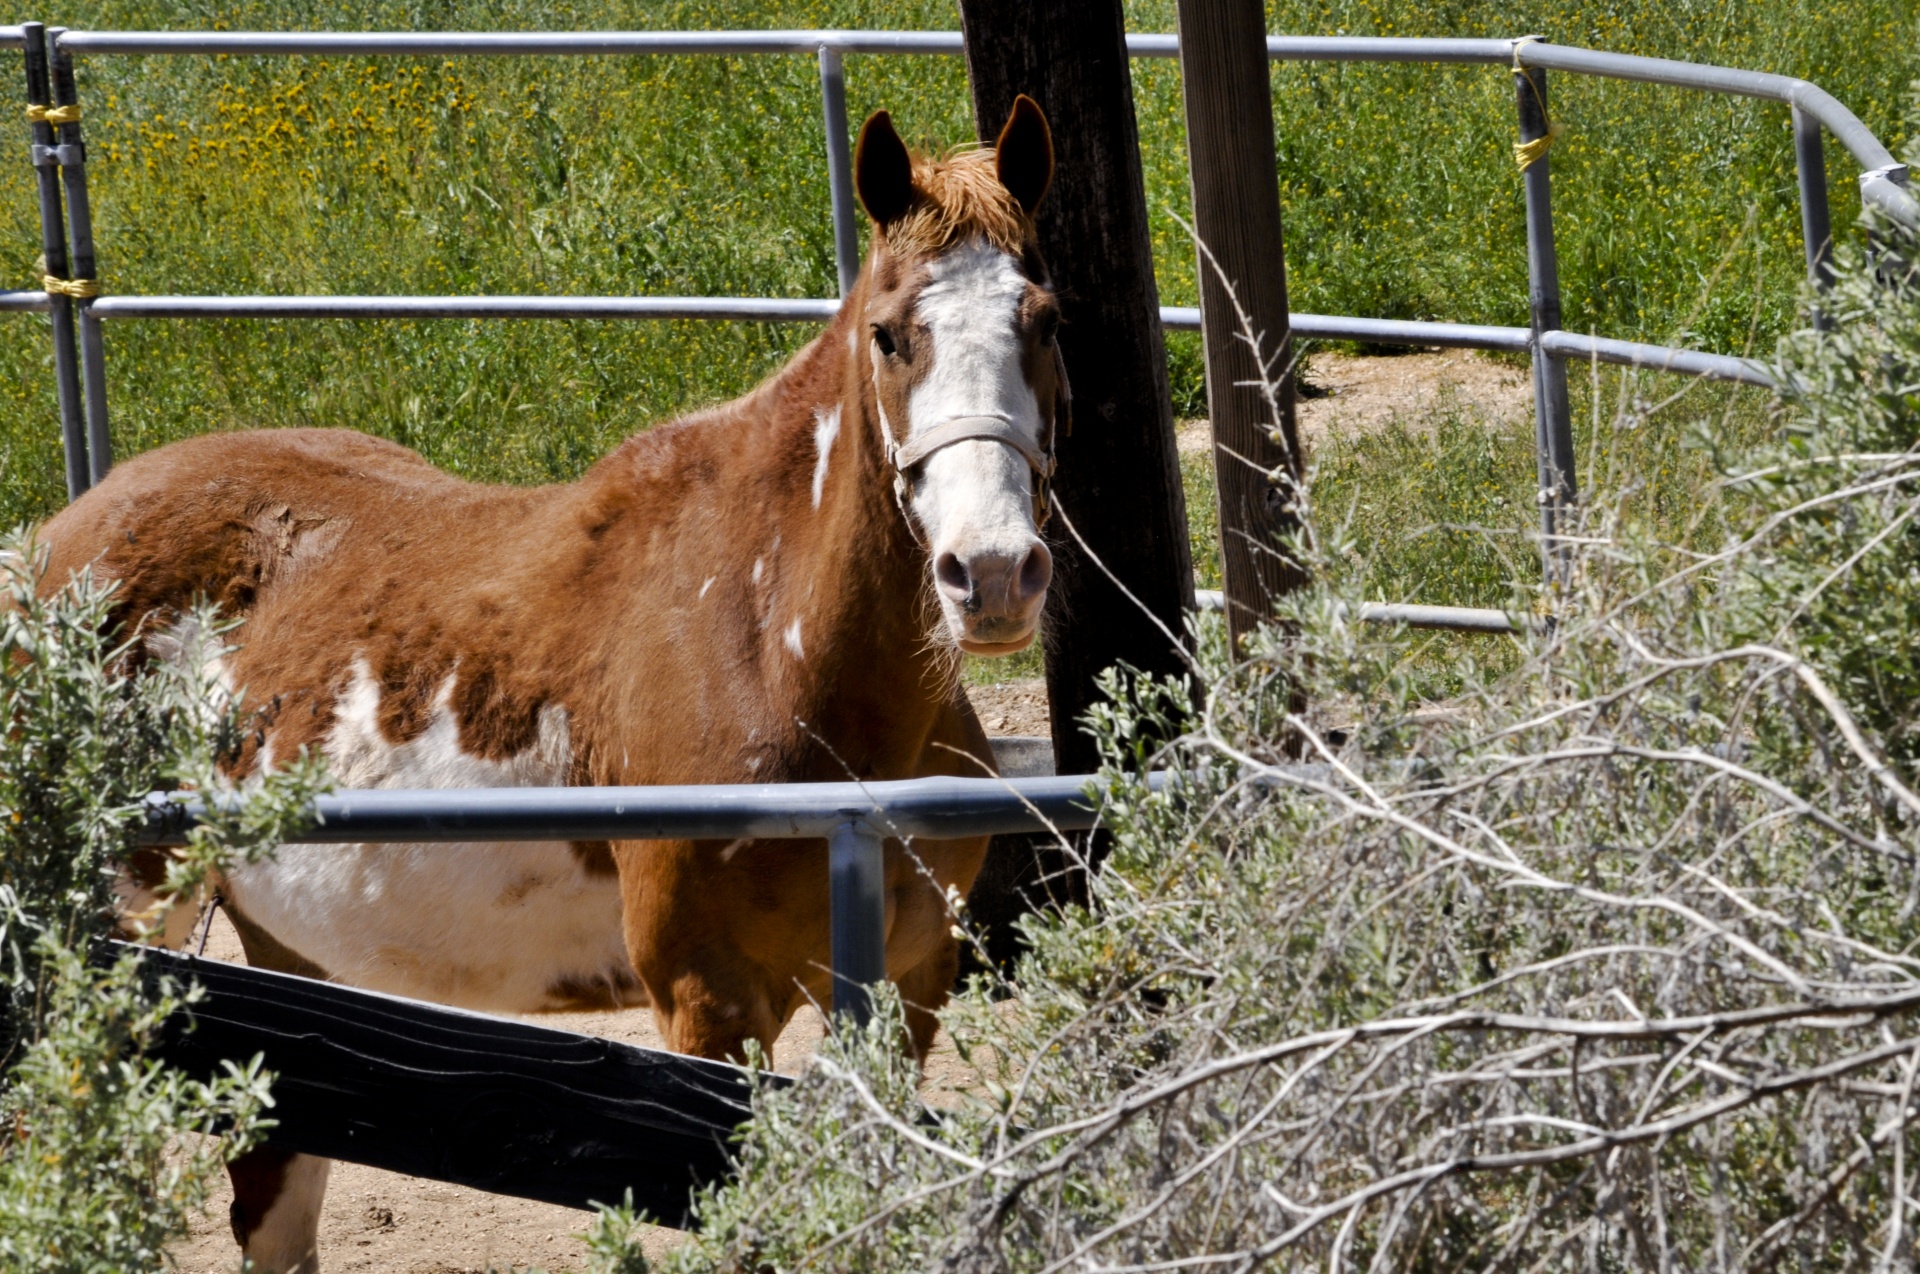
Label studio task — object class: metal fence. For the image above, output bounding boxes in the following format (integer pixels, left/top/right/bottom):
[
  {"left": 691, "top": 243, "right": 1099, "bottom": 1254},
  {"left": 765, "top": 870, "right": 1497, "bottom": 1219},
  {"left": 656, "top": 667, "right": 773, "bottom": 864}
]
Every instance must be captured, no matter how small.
[
  {"left": 141, "top": 772, "right": 1159, "bottom": 1025},
  {"left": 9, "top": 24, "right": 1918, "bottom": 1018},
  {"left": 12, "top": 25, "right": 1915, "bottom": 624}
]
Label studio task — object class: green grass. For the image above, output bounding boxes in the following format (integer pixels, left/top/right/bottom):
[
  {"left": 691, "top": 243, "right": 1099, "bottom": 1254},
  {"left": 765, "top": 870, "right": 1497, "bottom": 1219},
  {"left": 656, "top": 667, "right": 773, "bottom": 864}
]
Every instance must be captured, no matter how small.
[{"left": 0, "top": 0, "right": 1907, "bottom": 681}]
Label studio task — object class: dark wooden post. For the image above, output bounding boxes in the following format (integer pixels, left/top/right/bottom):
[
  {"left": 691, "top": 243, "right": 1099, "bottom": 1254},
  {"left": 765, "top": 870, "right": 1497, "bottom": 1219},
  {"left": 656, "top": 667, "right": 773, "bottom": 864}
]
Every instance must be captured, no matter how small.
[
  {"left": 958, "top": 0, "right": 1193, "bottom": 956},
  {"left": 1176, "top": 0, "right": 1308, "bottom": 644},
  {"left": 958, "top": 0, "right": 1194, "bottom": 768}
]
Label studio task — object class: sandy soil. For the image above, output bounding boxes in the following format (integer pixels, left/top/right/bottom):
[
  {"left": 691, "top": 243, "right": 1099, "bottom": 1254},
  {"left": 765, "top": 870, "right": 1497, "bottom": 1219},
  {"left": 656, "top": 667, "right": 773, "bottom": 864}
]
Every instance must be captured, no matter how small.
[
  {"left": 967, "top": 678, "right": 1051, "bottom": 738},
  {"left": 167, "top": 350, "right": 1522, "bottom": 1273},
  {"left": 1295, "top": 349, "right": 1532, "bottom": 438},
  {"left": 1176, "top": 349, "right": 1533, "bottom": 457}
]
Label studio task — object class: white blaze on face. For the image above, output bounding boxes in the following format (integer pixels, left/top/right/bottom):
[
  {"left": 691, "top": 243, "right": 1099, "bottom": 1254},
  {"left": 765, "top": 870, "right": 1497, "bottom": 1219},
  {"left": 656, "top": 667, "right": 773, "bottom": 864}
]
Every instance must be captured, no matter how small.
[{"left": 905, "top": 238, "right": 1050, "bottom": 651}]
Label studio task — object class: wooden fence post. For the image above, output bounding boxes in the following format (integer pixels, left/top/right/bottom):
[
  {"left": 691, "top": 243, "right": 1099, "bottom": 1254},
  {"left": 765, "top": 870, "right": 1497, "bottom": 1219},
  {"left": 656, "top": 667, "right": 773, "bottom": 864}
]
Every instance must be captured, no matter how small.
[
  {"left": 959, "top": 0, "right": 1194, "bottom": 767},
  {"left": 958, "top": 0, "right": 1194, "bottom": 950},
  {"left": 1176, "top": 0, "right": 1308, "bottom": 644}
]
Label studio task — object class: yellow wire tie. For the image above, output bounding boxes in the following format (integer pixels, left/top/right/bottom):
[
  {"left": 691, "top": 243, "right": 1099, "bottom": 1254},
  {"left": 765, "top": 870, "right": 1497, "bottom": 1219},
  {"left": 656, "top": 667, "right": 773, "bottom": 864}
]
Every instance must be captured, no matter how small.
[
  {"left": 1513, "top": 120, "right": 1566, "bottom": 172},
  {"left": 42, "top": 275, "right": 99, "bottom": 298},
  {"left": 25, "top": 103, "right": 81, "bottom": 126}
]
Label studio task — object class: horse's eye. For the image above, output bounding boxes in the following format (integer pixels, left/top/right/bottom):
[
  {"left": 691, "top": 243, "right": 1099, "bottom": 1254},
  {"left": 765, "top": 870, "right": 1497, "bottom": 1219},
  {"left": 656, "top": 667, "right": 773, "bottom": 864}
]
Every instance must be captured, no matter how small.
[
  {"left": 871, "top": 325, "right": 897, "bottom": 358},
  {"left": 1036, "top": 313, "right": 1060, "bottom": 348}
]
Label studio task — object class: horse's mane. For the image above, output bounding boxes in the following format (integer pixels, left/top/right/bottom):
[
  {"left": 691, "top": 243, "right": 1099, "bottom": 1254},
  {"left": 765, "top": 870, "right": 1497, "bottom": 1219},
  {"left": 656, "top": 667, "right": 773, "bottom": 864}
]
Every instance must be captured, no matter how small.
[{"left": 885, "top": 147, "right": 1033, "bottom": 258}]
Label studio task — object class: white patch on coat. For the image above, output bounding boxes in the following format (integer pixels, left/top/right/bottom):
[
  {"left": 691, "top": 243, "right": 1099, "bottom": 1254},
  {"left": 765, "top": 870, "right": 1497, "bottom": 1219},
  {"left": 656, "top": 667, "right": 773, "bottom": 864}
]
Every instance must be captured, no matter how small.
[
  {"left": 144, "top": 612, "right": 236, "bottom": 723},
  {"left": 783, "top": 618, "right": 804, "bottom": 660},
  {"left": 699, "top": 576, "right": 715, "bottom": 598},
  {"left": 238, "top": 1153, "right": 331, "bottom": 1274},
  {"left": 119, "top": 615, "right": 241, "bottom": 947},
  {"left": 810, "top": 405, "right": 841, "bottom": 509},
  {"left": 222, "top": 660, "right": 640, "bottom": 1013},
  {"left": 751, "top": 558, "right": 764, "bottom": 585}
]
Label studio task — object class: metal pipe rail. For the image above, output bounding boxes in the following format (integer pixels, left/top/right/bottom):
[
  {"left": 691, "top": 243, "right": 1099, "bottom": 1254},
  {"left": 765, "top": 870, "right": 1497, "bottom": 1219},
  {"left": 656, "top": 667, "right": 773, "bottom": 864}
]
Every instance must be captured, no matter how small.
[
  {"left": 138, "top": 772, "right": 1150, "bottom": 1023},
  {"left": 92, "top": 299, "right": 1774, "bottom": 392},
  {"left": 137, "top": 774, "right": 1126, "bottom": 846},
  {"left": 1510, "top": 42, "right": 1916, "bottom": 231},
  {"left": 87, "top": 295, "right": 842, "bottom": 322}
]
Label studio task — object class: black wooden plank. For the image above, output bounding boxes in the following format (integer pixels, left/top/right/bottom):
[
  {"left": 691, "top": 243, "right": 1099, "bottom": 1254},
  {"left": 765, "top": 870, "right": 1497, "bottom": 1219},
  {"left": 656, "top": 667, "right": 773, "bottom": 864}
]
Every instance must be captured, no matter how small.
[{"left": 114, "top": 943, "right": 778, "bottom": 1225}]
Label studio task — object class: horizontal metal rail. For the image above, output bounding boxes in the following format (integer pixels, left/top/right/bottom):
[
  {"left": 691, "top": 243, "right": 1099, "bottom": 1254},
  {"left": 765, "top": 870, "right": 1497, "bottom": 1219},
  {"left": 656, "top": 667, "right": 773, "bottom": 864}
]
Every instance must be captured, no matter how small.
[
  {"left": 90, "top": 295, "right": 1770, "bottom": 389},
  {"left": 1511, "top": 42, "right": 1916, "bottom": 230},
  {"left": 45, "top": 24, "right": 1907, "bottom": 226},
  {"left": 53, "top": 29, "right": 970, "bottom": 56},
  {"left": 88, "top": 295, "right": 840, "bottom": 322},
  {"left": 1540, "top": 330, "right": 1772, "bottom": 387},
  {"left": 136, "top": 773, "right": 1150, "bottom": 847},
  {"left": 48, "top": 30, "right": 1511, "bottom": 62},
  {"left": 1358, "top": 602, "right": 1525, "bottom": 634},
  {"left": 1194, "top": 589, "right": 1527, "bottom": 634},
  {"left": 0, "top": 288, "right": 51, "bottom": 312},
  {"left": 47, "top": 21, "right": 1912, "bottom": 234}
]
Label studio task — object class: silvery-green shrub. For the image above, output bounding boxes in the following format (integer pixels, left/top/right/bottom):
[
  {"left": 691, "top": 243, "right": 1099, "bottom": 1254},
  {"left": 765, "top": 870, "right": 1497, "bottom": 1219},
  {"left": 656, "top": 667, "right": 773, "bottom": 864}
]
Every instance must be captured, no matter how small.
[
  {"left": 582, "top": 176, "right": 1920, "bottom": 1272},
  {"left": 0, "top": 544, "right": 325, "bottom": 1271}
]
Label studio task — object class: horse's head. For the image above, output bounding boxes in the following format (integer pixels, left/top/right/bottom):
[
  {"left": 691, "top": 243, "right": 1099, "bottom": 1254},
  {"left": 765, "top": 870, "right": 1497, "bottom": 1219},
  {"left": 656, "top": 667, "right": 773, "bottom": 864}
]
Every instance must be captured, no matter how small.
[{"left": 855, "top": 97, "right": 1062, "bottom": 657}]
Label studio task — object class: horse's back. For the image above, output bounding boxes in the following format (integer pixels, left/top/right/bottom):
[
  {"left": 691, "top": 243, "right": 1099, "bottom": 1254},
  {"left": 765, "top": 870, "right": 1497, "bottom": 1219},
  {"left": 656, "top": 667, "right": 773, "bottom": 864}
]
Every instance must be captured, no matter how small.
[{"left": 36, "top": 428, "right": 469, "bottom": 623}]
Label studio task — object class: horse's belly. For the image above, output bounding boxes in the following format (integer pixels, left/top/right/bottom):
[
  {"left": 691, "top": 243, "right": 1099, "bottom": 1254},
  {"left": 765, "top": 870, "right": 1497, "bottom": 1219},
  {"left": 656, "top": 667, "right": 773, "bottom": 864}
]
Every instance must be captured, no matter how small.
[
  {"left": 224, "top": 841, "right": 643, "bottom": 1012},
  {"left": 226, "top": 657, "right": 644, "bottom": 1013}
]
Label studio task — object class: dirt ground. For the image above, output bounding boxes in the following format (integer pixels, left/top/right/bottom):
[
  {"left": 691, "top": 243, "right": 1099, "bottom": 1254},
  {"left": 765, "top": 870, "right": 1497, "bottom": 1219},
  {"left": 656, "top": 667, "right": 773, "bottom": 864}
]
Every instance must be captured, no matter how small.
[
  {"left": 1175, "top": 348, "right": 1532, "bottom": 456},
  {"left": 167, "top": 350, "right": 1524, "bottom": 1273},
  {"left": 967, "top": 677, "right": 1051, "bottom": 738},
  {"left": 1292, "top": 348, "right": 1532, "bottom": 438}
]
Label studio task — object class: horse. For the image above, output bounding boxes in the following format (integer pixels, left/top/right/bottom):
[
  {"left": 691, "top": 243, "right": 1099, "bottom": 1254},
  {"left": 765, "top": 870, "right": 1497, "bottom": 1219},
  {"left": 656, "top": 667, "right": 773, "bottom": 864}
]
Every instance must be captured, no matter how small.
[{"left": 35, "top": 98, "right": 1064, "bottom": 1274}]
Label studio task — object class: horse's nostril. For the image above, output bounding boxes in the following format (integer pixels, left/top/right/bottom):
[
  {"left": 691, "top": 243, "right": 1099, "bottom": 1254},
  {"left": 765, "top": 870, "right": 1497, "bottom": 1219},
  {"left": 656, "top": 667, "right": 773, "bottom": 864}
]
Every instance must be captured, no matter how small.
[
  {"left": 1016, "top": 543, "right": 1052, "bottom": 602},
  {"left": 934, "top": 551, "right": 972, "bottom": 603}
]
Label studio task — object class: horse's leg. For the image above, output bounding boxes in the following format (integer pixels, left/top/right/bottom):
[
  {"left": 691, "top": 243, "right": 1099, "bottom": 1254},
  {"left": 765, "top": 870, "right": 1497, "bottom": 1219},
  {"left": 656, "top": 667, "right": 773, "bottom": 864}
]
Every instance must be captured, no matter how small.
[
  {"left": 221, "top": 902, "right": 335, "bottom": 1272},
  {"left": 642, "top": 938, "right": 787, "bottom": 1062},
  {"left": 228, "top": 1148, "right": 330, "bottom": 1274},
  {"left": 893, "top": 928, "right": 961, "bottom": 1064}
]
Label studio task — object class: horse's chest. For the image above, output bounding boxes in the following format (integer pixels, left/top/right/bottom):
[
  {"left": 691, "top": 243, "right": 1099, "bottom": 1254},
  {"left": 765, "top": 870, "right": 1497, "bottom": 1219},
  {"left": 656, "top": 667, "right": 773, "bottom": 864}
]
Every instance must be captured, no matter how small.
[{"left": 224, "top": 659, "right": 643, "bottom": 1013}]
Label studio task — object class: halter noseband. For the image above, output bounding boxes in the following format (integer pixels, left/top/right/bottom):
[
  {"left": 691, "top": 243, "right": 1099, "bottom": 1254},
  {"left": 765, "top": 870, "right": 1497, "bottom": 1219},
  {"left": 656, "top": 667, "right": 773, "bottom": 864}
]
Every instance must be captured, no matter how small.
[{"left": 884, "top": 344, "right": 1070, "bottom": 531}]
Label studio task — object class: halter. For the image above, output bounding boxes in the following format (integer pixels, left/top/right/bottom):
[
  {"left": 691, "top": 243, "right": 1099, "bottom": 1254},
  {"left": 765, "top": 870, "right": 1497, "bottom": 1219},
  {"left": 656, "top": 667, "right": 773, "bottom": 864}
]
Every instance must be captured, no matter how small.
[{"left": 883, "top": 343, "right": 1070, "bottom": 531}]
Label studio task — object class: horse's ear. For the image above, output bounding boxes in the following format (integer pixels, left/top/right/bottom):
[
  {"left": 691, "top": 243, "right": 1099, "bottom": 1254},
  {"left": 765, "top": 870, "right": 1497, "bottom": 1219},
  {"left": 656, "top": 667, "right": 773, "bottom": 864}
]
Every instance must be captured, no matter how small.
[
  {"left": 995, "top": 94, "right": 1053, "bottom": 215},
  {"left": 855, "top": 110, "right": 915, "bottom": 227}
]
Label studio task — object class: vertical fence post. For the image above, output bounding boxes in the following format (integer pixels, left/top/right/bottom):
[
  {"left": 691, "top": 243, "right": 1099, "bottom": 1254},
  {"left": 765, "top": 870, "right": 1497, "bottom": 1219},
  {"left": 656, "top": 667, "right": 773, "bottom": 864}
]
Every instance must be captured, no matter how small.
[
  {"left": 1792, "top": 106, "right": 1835, "bottom": 331},
  {"left": 827, "top": 819, "right": 886, "bottom": 1028},
  {"left": 46, "top": 29, "right": 107, "bottom": 486},
  {"left": 816, "top": 45, "right": 860, "bottom": 299},
  {"left": 21, "top": 22, "right": 87, "bottom": 501},
  {"left": 1514, "top": 45, "right": 1576, "bottom": 582},
  {"left": 1175, "top": 0, "right": 1309, "bottom": 649}
]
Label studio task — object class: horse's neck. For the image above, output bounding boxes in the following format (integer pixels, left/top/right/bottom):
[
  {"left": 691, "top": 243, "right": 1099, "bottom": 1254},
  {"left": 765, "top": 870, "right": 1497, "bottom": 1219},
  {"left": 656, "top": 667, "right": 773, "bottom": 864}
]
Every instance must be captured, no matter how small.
[
  {"left": 793, "top": 326, "right": 955, "bottom": 773},
  {"left": 594, "top": 311, "right": 948, "bottom": 780}
]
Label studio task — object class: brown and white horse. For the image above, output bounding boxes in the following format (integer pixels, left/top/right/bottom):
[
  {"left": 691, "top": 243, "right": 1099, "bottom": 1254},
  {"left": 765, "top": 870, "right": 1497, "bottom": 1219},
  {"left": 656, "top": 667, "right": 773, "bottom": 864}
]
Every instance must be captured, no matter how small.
[{"left": 36, "top": 99, "right": 1063, "bottom": 1273}]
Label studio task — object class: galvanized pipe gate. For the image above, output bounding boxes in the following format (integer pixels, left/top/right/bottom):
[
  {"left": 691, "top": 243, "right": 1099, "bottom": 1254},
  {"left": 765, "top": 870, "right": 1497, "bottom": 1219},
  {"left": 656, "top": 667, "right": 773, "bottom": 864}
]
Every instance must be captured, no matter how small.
[{"left": 8, "top": 23, "right": 1918, "bottom": 1020}]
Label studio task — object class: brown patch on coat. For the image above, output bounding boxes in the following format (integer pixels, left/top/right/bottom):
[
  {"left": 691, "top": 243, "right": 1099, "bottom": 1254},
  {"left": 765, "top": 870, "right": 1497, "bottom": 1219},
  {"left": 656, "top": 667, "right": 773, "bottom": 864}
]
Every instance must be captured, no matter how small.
[
  {"left": 571, "top": 840, "right": 617, "bottom": 877},
  {"left": 223, "top": 898, "right": 332, "bottom": 983}
]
